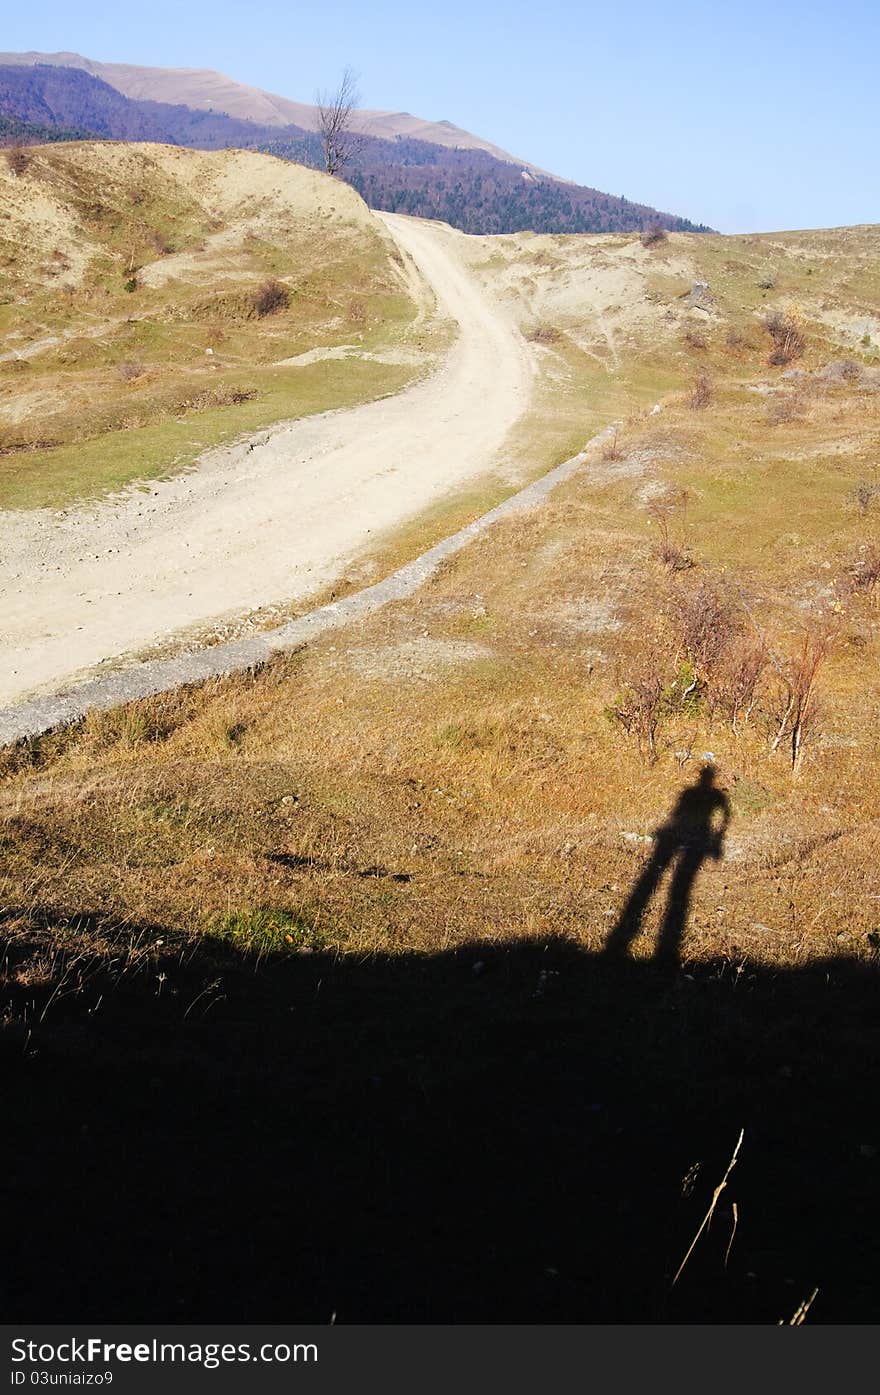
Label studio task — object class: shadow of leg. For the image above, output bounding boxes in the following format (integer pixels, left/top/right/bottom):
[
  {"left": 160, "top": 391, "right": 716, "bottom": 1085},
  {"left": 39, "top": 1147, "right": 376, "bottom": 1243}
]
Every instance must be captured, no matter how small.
[
  {"left": 655, "top": 846, "right": 705, "bottom": 969},
  {"left": 605, "top": 838, "right": 674, "bottom": 959}
]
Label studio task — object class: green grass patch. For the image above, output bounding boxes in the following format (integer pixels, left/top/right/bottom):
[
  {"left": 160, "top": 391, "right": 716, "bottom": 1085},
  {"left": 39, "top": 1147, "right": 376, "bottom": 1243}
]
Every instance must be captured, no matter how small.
[
  {"left": 211, "top": 907, "right": 324, "bottom": 954},
  {"left": 0, "top": 358, "right": 416, "bottom": 509}
]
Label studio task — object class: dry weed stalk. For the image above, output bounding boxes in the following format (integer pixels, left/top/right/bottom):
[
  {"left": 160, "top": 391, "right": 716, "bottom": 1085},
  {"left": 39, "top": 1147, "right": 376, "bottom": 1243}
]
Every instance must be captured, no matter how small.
[
  {"left": 672, "top": 1127, "right": 744, "bottom": 1287},
  {"left": 779, "top": 1288, "right": 819, "bottom": 1325}
]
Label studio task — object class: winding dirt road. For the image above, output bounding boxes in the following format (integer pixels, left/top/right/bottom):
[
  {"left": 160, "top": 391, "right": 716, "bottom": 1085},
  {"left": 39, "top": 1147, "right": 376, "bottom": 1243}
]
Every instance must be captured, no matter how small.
[{"left": 0, "top": 214, "right": 533, "bottom": 706}]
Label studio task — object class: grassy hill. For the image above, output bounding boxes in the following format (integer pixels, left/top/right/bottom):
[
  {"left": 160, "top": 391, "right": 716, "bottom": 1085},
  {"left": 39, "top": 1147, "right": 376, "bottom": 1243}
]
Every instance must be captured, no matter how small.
[{"left": 0, "top": 141, "right": 425, "bottom": 507}]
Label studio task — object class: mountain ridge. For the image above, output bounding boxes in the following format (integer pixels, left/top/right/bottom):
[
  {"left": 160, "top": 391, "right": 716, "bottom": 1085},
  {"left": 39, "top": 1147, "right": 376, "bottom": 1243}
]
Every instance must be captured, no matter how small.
[
  {"left": 0, "top": 49, "right": 536, "bottom": 165},
  {"left": 0, "top": 54, "right": 712, "bottom": 235}
]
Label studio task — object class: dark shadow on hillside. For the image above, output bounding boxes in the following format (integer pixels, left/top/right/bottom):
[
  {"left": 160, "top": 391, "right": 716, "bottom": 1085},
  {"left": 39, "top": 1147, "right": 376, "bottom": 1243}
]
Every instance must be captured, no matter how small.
[{"left": 1, "top": 910, "right": 879, "bottom": 1324}]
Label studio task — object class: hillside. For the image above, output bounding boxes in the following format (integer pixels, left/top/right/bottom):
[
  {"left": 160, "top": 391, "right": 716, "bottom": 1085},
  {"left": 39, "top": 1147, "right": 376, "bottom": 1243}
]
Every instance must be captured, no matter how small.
[
  {"left": 2, "top": 217, "right": 880, "bottom": 1321},
  {"left": 0, "top": 141, "right": 425, "bottom": 506},
  {"left": 0, "top": 58, "right": 710, "bottom": 236}
]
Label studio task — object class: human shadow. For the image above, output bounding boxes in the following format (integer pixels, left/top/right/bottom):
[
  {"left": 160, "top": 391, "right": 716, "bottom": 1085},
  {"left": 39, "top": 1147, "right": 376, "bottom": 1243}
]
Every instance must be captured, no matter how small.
[{"left": 605, "top": 764, "right": 730, "bottom": 967}]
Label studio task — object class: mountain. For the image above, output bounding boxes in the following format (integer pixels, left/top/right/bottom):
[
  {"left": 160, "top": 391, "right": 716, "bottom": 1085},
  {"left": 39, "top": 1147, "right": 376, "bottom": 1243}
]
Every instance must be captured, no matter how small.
[
  {"left": 0, "top": 111, "right": 94, "bottom": 145},
  {"left": 0, "top": 63, "right": 304, "bottom": 148},
  {"left": 0, "top": 49, "right": 537, "bottom": 164},
  {"left": 0, "top": 55, "right": 711, "bottom": 235}
]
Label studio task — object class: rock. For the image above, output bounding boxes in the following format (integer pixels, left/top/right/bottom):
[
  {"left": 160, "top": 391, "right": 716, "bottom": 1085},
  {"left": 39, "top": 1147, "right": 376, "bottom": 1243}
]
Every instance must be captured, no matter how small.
[{"left": 687, "top": 281, "right": 715, "bottom": 309}]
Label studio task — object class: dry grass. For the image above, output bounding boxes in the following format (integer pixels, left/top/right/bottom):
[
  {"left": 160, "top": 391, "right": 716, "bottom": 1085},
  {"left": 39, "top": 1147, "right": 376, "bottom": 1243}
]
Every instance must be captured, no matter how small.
[
  {"left": 3, "top": 351, "right": 880, "bottom": 966},
  {"left": 2, "top": 220, "right": 880, "bottom": 969}
]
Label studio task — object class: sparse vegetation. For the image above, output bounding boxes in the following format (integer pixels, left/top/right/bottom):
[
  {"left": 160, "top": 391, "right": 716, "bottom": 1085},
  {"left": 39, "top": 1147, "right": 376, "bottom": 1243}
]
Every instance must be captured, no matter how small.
[{"left": 765, "top": 390, "right": 804, "bottom": 425}]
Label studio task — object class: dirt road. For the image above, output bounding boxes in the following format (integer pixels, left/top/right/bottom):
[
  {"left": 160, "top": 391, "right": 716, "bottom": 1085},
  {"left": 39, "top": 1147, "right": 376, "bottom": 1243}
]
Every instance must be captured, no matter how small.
[{"left": 0, "top": 214, "right": 534, "bottom": 705}]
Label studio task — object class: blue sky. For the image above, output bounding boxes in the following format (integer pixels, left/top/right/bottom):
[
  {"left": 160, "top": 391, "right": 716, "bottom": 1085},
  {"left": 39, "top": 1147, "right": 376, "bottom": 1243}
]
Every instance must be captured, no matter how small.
[{"left": 4, "top": 0, "right": 879, "bottom": 232}]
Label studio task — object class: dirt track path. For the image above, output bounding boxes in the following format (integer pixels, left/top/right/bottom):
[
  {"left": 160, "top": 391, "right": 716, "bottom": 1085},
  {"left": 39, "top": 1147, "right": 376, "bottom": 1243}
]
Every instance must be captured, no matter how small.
[{"left": 0, "top": 214, "right": 534, "bottom": 705}]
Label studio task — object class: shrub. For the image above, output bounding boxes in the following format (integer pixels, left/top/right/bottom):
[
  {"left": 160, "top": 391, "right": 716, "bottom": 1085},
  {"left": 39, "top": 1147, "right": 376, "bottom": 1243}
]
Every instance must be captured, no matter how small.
[
  {"left": 688, "top": 373, "right": 713, "bottom": 410},
  {"left": 179, "top": 385, "right": 258, "bottom": 413},
  {"left": 148, "top": 230, "right": 174, "bottom": 256},
  {"left": 765, "top": 391, "right": 804, "bottom": 426},
  {"left": 6, "top": 146, "right": 29, "bottom": 177},
  {"left": 854, "top": 480, "right": 879, "bottom": 516},
  {"left": 670, "top": 577, "right": 739, "bottom": 682},
  {"left": 683, "top": 326, "right": 707, "bottom": 351},
  {"left": 647, "top": 490, "right": 695, "bottom": 572},
  {"left": 601, "top": 427, "right": 622, "bottom": 461},
  {"left": 641, "top": 222, "right": 668, "bottom": 247},
  {"left": 251, "top": 278, "right": 289, "bottom": 318},
  {"left": 769, "top": 625, "right": 834, "bottom": 774},
  {"left": 841, "top": 544, "right": 880, "bottom": 602},
  {"left": 814, "top": 358, "right": 861, "bottom": 388},
  {"left": 608, "top": 658, "right": 667, "bottom": 764},
  {"left": 764, "top": 310, "right": 806, "bottom": 366},
  {"left": 526, "top": 325, "right": 561, "bottom": 345},
  {"left": 709, "top": 634, "right": 769, "bottom": 733}
]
